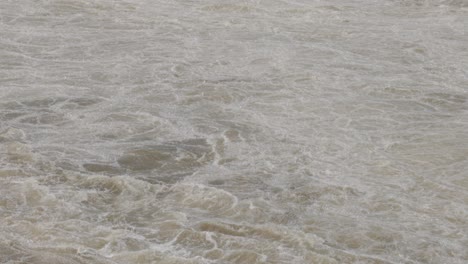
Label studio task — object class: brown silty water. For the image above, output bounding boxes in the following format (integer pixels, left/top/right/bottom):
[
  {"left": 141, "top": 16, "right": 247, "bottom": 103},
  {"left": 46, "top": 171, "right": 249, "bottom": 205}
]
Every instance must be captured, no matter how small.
[{"left": 1, "top": 0, "right": 467, "bottom": 263}]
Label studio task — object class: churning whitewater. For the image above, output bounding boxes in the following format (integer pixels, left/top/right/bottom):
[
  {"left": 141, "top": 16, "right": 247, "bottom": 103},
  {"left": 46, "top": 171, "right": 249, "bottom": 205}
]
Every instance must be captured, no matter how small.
[{"left": 1, "top": 0, "right": 467, "bottom": 263}]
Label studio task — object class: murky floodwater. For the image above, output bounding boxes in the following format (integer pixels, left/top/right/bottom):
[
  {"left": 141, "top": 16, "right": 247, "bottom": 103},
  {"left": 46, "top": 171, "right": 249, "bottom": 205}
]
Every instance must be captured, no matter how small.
[{"left": 1, "top": 0, "right": 467, "bottom": 263}]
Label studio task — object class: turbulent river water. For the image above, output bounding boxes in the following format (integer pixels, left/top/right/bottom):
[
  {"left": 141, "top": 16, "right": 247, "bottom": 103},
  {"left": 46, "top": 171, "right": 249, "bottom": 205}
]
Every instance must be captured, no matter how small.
[{"left": 1, "top": 0, "right": 467, "bottom": 263}]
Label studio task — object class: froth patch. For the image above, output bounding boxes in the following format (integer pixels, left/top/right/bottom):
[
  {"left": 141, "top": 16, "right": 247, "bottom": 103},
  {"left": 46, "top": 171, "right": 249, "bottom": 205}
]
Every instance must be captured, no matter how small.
[{"left": 167, "top": 184, "right": 238, "bottom": 213}]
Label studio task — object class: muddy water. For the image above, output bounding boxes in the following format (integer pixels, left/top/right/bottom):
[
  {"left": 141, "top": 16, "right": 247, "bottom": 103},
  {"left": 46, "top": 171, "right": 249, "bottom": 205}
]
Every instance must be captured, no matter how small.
[{"left": 1, "top": 0, "right": 467, "bottom": 263}]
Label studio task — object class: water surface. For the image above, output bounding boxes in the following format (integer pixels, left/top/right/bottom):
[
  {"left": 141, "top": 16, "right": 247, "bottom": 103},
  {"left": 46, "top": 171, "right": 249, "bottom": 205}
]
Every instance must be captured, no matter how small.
[{"left": 1, "top": 0, "right": 467, "bottom": 263}]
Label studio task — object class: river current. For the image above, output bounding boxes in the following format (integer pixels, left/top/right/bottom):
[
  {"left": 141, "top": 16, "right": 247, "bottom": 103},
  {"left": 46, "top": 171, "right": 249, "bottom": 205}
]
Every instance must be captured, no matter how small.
[{"left": 1, "top": 1, "right": 467, "bottom": 263}]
